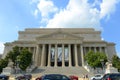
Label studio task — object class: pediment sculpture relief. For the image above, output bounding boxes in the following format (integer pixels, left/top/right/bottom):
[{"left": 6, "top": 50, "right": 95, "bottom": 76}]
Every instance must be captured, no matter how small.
[{"left": 36, "top": 31, "right": 83, "bottom": 40}]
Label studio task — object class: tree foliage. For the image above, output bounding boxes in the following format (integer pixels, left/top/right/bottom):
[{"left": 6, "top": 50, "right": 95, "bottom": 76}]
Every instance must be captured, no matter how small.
[
  {"left": 6, "top": 46, "right": 20, "bottom": 64},
  {"left": 112, "top": 55, "right": 120, "bottom": 72},
  {"left": 1, "top": 46, "right": 33, "bottom": 73},
  {"left": 84, "top": 51, "right": 107, "bottom": 68},
  {"left": 0, "top": 59, "right": 8, "bottom": 73},
  {"left": 17, "top": 48, "right": 32, "bottom": 71}
]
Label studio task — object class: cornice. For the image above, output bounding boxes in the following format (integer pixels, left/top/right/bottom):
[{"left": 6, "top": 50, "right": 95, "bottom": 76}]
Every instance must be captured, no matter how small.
[
  {"left": 19, "top": 28, "right": 101, "bottom": 34},
  {"left": 107, "top": 42, "right": 115, "bottom": 46},
  {"left": 12, "top": 41, "right": 36, "bottom": 44},
  {"left": 83, "top": 40, "right": 107, "bottom": 43}
]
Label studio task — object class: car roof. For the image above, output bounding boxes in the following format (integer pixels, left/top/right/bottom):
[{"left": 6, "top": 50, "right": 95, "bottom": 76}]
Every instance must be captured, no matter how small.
[
  {"left": 103, "top": 73, "right": 120, "bottom": 77},
  {"left": 44, "top": 74, "right": 65, "bottom": 76},
  {"left": 105, "top": 73, "right": 120, "bottom": 75},
  {"left": 95, "top": 74, "right": 103, "bottom": 75}
]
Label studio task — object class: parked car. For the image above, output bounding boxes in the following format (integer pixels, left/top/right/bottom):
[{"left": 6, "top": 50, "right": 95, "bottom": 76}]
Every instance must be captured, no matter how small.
[
  {"left": 102, "top": 73, "right": 120, "bottom": 80},
  {"left": 69, "top": 75, "right": 78, "bottom": 80},
  {"left": 0, "top": 74, "right": 9, "bottom": 80},
  {"left": 35, "top": 74, "right": 71, "bottom": 80},
  {"left": 35, "top": 75, "right": 43, "bottom": 80},
  {"left": 91, "top": 74, "right": 103, "bottom": 80},
  {"left": 15, "top": 74, "right": 32, "bottom": 80}
]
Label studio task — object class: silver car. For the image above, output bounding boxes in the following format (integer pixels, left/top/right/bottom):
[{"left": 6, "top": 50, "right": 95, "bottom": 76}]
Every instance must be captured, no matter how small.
[{"left": 91, "top": 74, "right": 103, "bottom": 80}]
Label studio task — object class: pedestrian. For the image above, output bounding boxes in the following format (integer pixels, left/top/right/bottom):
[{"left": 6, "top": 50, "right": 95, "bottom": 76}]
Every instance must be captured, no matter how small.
[
  {"left": 85, "top": 74, "right": 89, "bottom": 80},
  {"left": 82, "top": 74, "right": 85, "bottom": 80}
]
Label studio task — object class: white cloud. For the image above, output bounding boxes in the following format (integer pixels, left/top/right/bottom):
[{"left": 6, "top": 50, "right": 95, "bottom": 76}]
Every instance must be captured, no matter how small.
[
  {"left": 100, "top": 0, "right": 119, "bottom": 19},
  {"left": 30, "top": 0, "right": 39, "bottom": 4},
  {"left": 0, "top": 42, "right": 4, "bottom": 54},
  {"left": 46, "top": 0, "right": 102, "bottom": 30},
  {"left": 37, "top": 0, "right": 58, "bottom": 17},
  {"left": 34, "top": 0, "right": 58, "bottom": 23},
  {"left": 32, "top": 0, "right": 120, "bottom": 29},
  {"left": 33, "top": 9, "right": 39, "bottom": 17}
]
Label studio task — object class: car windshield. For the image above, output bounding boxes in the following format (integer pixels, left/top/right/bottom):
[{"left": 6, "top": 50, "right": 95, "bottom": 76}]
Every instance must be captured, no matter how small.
[
  {"left": 43, "top": 75, "right": 69, "bottom": 80},
  {"left": 110, "top": 74, "right": 120, "bottom": 79},
  {"left": 95, "top": 75, "right": 102, "bottom": 77},
  {"left": 103, "top": 73, "right": 120, "bottom": 80}
]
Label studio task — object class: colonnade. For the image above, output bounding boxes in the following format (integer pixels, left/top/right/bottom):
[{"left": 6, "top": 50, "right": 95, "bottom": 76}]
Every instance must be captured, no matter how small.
[
  {"left": 33, "top": 44, "right": 84, "bottom": 67},
  {"left": 19, "top": 44, "right": 107, "bottom": 67}
]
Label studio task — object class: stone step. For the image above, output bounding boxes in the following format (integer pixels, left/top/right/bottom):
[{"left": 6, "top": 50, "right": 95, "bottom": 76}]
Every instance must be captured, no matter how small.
[{"left": 32, "top": 67, "right": 94, "bottom": 78}]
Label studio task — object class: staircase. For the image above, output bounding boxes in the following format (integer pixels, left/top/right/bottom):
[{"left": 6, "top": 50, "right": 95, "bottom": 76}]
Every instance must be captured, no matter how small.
[{"left": 32, "top": 67, "right": 94, "bottom": 77}]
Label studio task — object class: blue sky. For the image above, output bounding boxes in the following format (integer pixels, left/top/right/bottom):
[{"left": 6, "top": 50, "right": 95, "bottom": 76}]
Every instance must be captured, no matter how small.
[{"left": 0, "top": 0, "right": 120, "bottom": 57}]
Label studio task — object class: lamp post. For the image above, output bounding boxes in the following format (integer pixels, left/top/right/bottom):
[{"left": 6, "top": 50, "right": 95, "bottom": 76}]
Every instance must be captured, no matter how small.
[
  {"left": 100, "top": 59, "right": 104, "bottom": 74},
  {"left": 15, "top": 59, "right": 20, "bottom": 74},
  {"left": 15, "top": 60, "right": 17, "bottom": 78}
]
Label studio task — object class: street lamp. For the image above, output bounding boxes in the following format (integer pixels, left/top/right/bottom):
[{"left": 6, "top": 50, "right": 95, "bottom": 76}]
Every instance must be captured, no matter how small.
[
  {"left": 100, "top": 59, "right": 104, "bottom": 74},
  {"left": 14, "top": 60, "right": 18, "bottom": 78},
  {"left": 15, "top": 60, "right": 20, "bottom": 74}
]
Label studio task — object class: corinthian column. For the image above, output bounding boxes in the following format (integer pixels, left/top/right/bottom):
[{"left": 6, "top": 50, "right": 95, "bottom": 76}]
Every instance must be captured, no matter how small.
[
  {"left": 47, "top": 44, "right": 51, "bottom": 67},
  {"left": 74, "top": 44, "right": 78, "bottom": 66},
  {"left": 94, "top": 47, "right": 97, "bottom": 53},
  {"left": 80, "top": 44, "right": 84, "bottom": 66},
  {"left": 68, "top": 44, "right": 72, "bottom": 67},
  {"left": 62, "top": 44, "right": 65, "bottom": 67},
  {"left": 41, "top": 44, "right": 45, "bottom": 66},
  {"left": 35, "top": 45, "right": 40, "bottom": 66},
  {"left": 32, "top": 47, "right": 36, "bottom": 65},
  {"left": 105, "top": 47, "right": 108, "bottom": 58},
  {"left": 100, "top": 47, "right": 102, "bottom": 52},
  {"left": 54, "top": 44, "right": 58, "bottom": 67}
]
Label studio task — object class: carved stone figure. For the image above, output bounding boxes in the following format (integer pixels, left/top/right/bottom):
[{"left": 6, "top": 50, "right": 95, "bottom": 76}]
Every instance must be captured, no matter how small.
[
  {"left": 105, "top": 61, "right": 118, "bottom": 73},
  {"left": 2, "top": 59, "right": 14, "bottom": 75},
  {"left": 7, "top": 59, "right": 14, "bottom": 68},
  {"left": 106, "top": 62, "right": 112, "bottom": 69}
]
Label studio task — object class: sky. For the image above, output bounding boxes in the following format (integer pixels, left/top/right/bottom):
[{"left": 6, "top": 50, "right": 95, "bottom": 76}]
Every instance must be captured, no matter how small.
[{"left": 0, "top": 0, "right": 120, "bottom": 57}]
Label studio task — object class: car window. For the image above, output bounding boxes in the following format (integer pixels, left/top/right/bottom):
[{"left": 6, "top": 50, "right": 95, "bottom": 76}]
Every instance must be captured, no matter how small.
[
  {"left": 110, "top": 74, "right": 120, "bottom": 79},
  {"left": 102, "top": 74, "right": 109, "bottom": 80},
  {"left": 102, "top": 74, "right": 120, "bottom": 80},
  {"left": 95, "top": 75, "right": 102, "bottom": 77},
  {"left": 62, "top": 76, "right": 70, "bottom": 80},
  {"left": 43, "top": 75, "right": 70, "bottom": 80},
  {"left": 44, "top": 75, "right": 54, "bottom": 80}
]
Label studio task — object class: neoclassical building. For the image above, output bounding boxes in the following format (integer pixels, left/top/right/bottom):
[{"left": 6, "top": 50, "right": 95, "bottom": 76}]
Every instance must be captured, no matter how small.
[{"left": 3, "top": 28, "right": 116, "bottom": 67}]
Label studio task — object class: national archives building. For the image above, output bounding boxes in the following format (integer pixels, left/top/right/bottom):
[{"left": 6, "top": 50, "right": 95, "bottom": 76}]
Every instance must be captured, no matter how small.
[{"left": 3, "top": 28, "right": 116, "bottom": 67}]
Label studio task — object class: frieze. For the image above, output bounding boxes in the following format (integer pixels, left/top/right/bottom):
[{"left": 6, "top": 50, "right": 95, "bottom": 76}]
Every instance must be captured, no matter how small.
[
  {"left": 36, "top": 39, "right": 82, "bottom": 44},
  {"left": 36, "top": 31, "right": 83, "bottom": 40}
]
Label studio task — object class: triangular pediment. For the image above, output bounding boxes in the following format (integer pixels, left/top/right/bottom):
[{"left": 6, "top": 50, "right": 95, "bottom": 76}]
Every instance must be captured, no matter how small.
[{"left": 36, "top": 31, "right": 83, "bottom": 40}]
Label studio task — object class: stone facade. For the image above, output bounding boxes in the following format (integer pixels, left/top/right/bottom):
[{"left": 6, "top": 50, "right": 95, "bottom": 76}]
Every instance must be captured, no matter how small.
[
  {"left": 2, "top": 28, "right": 116, "bottom": 67},
  {"left": 0, "top": 54, "right": 2, "bottom": 59}
]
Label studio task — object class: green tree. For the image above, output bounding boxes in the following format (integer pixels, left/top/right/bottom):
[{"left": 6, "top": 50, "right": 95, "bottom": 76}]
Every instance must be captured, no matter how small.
[
  {"left": 17, "top": 48, "right": 32, "bottom": 71},
  {"left": 112, "top": 55, "right": 120, "bottom": 72},
  {"left": 85, "top": 51, "right": 107, "bottom": 68},
  {"left": 6, "top": 46, "right": 20, "bottom": 64},
  {"left": 0, "top": 59, "right": 8, "bottom": 73},
  {"left": 0, "top": 46, "right": 33, "bottom": 73}
]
